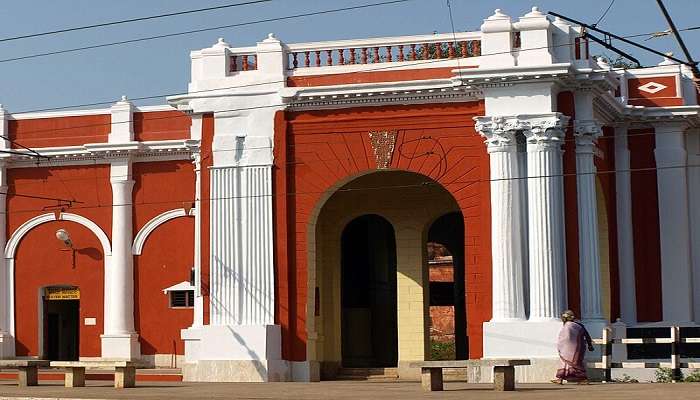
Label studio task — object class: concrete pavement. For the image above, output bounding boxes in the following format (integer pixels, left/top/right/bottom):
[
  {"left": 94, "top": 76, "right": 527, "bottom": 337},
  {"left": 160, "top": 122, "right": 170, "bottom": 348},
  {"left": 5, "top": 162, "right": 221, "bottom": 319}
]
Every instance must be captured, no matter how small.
[{"left": 1, "top": 380, "right": 699, "bottom": 400}]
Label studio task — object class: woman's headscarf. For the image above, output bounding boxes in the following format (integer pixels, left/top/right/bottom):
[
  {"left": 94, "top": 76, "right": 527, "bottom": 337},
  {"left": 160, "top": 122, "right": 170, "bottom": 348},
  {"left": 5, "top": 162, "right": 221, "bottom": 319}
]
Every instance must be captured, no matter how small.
[{"left": 561, "top": 309, "right": 576, "bottom": 322}]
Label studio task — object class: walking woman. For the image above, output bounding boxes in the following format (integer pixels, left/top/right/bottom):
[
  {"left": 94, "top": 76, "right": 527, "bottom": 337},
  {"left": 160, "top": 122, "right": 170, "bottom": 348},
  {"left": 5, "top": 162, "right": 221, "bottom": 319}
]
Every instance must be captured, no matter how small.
[{"left": 552, "top": 310, "right": 594, "bottom": 384}]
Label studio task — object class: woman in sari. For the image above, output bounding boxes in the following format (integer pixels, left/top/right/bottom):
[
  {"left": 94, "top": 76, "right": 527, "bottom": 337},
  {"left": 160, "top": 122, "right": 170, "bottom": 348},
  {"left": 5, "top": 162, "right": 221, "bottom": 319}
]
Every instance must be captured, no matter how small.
[{"left": 552, "top": 310, "right": 594, "bottom": 384}]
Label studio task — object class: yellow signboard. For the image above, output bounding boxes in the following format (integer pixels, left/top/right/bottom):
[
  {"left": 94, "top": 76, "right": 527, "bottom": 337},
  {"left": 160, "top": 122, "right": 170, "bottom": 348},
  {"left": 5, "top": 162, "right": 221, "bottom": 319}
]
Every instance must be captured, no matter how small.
[{"left": 44, "top": 287, "right": 80, "bottom": 300}]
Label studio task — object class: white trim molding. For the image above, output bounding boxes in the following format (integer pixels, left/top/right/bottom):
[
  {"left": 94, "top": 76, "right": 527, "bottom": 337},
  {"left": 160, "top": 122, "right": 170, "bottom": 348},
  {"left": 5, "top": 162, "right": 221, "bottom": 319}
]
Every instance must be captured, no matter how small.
[
  {"left": 5, "top": 212, "right": 111, "bottom": 259},
  {"left": 132, "top": 208, "right": 193, "bottom": 255}
]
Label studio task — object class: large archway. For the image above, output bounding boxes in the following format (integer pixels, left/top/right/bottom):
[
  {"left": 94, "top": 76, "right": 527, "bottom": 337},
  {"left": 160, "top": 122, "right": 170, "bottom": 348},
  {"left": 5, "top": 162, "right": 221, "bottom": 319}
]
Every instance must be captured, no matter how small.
[{"left": 307, "top": 170, "right": 464, "bottom": 379}]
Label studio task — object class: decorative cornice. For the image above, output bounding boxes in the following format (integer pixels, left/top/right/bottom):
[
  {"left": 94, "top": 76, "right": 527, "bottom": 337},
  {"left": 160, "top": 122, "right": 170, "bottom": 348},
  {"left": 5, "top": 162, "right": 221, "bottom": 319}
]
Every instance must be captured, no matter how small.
[{"left": 3, "top": 139, "right": 200, "bottom": 168}]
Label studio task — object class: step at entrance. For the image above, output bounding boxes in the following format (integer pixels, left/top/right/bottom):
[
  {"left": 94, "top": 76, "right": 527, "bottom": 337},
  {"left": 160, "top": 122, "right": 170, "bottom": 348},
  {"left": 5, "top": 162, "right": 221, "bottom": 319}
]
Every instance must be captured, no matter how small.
[{"left": 335, "top": 367, "right": 399, "bottom": 381}]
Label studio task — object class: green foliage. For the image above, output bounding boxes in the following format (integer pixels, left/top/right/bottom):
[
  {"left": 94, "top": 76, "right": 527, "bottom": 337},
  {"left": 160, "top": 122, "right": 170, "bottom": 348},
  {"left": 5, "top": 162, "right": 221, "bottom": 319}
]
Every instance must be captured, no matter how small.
[
  {"left": 594, "top": 54, "right": 638, "bottom": 69},
  {"left": 655, "top": 367, "right": 682, "bottom": 383},
  {"left": 685, "top": 370, "right": 700, "bottom": 382},
  {"left": 430, "top": 340, "right": 456, "bottom": 360}
]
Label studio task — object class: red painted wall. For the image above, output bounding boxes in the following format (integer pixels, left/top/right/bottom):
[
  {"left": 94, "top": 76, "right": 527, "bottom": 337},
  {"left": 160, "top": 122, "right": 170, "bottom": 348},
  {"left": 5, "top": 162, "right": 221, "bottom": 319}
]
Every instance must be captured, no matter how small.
[
  {"left": 200, "top": 114, "right": 215, "bottom": 325},
  {"left": 628, "top": 128, "right": 663, "bottom": 322},
  {"left": 274, "top": 102, "right": 491, "bottom": 360},
  {"left": 9, "top": 165, "right": 112, "bottom": 357},
  {"left": 595, "top": 127, "right": 620, "bottom": 321},
  {"left": 557, "top": 91, "right": 581, "bottom": 316},
  {"left": 133, "top": 160, "right": 195, "bottom": 355},
  {"left": 9, "top": 115, "right": 110, "bottom": 148},
  {"left": 133, "top": 111, "right": 191, "bottom": 142}
]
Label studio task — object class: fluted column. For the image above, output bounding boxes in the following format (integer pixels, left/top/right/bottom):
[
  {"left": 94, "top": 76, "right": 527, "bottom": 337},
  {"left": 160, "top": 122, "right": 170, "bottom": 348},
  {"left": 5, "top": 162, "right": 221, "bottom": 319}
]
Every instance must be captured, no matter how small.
[
  {"left": 524, "top": 113, "right": 569, "bottom": 320},
  {"left": 574, "top": 120, "right": 604, "bottom": 322},
  {"left": 102, "top": 157, "right": 140, "bottom": 359},
  {"left": 654, "top": 121, "right": 693, "bottom": 323},
  {"left": 475, "top": 116, "right": 526, "bottom": 321},
  {"left": 614, "top": 125, "right": 637, "bottom": 323}
]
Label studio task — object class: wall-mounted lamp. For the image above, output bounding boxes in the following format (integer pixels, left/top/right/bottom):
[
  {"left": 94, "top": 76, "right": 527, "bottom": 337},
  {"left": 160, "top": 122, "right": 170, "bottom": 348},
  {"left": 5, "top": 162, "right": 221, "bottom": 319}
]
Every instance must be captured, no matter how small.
[
  {"left": 55, "top": 229, "right": 73, "bottom": 249},
  {"left": 56, "top": 229, "right": 76, "bottom": 269}
]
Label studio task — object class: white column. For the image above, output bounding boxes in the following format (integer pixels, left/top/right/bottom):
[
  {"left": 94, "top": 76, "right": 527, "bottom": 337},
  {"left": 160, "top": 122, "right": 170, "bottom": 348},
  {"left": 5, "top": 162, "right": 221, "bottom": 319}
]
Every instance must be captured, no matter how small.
[
  {"left": 524, "top": 114, "right": 569, "bottom": 320},
  {"left": 191, "top": 152, "right": 204, "bottom": 328},
  {"left": 475, "top": 116, "right": 526, "bottom": 321},
  {"left": 574, "top": 120, "right": 605, "bottom": 323},
  {"left": 0, "top": 159, "right": 13, "bottom": 358},
  {"left": 614, "top": 125, "right": 637, "bottom": 323},
  {"left": 654, "top": 121, "right": 693, "bottom": 323},
  {"left": 101, "top": 157, "right": 140, "bottom": 359}
]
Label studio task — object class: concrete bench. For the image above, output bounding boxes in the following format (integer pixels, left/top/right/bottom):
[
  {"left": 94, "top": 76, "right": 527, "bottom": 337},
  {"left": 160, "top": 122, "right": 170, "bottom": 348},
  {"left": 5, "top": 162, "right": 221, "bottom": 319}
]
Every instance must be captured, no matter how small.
[
  {"left": 0, "top": 359, "right": 50, "bottom": 387},
  {"left": 409, "top": 359, "right": 531, "bottom": 392},
  {"left": 50, "top": 360, "right": 143, "bottom": 388}
]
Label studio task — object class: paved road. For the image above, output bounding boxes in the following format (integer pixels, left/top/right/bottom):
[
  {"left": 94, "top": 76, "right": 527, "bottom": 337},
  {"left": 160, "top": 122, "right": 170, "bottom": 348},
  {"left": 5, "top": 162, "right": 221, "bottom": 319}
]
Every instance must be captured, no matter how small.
[{"left": 1, "top": 381, "right": 699, "bottom": 400}]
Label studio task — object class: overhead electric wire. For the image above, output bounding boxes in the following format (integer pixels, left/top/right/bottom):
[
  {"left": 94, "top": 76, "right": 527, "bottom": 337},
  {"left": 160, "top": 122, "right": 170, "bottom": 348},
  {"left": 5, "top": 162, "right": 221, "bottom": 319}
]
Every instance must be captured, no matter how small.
[
  {"left": 6, "top": 23, "right": 700, "bottom": 116},
  {"left": 3, "top": 163, "right": 699, "bottom": 216},
  {"left": 0, "top": 0, "right": 416, "bottom": 64},
  {"left": 593, "top": 0, "right": 616, "bottom": 27},
  {"left": 0, "top": 0, "right": 277, "bottom": 43}
]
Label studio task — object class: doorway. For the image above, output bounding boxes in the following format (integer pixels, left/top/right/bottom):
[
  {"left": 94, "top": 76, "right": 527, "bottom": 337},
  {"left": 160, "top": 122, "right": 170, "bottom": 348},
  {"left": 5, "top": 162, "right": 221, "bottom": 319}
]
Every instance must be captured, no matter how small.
[
  {"left": 340, "top": 214, "right": 398, "bottom": 368},
  {"left": 43, "top": 287, "right": 80, "bottom": 361}
]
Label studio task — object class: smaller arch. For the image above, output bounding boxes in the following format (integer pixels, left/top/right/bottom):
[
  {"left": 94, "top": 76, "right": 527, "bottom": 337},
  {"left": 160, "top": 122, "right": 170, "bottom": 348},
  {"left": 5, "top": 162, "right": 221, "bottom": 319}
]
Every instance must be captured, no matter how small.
[
  {"left": 4, "top": 213, "right": 56, "bottom": 259},
  {"left": 132, "top": 208, "right": 191, "bottom": 255},
  {"left": 4, "top": 212, "right": 112, "bottom": 259},
  {"left": 60, "top": 213, "right": 112, "bottom": 256}
]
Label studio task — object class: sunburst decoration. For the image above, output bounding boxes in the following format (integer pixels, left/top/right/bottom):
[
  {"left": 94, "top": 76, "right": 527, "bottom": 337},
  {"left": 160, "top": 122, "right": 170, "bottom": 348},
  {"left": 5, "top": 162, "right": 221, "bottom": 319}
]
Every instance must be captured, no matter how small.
[{"left": 368, "top": 130, "right": 397, "bottom": 169}]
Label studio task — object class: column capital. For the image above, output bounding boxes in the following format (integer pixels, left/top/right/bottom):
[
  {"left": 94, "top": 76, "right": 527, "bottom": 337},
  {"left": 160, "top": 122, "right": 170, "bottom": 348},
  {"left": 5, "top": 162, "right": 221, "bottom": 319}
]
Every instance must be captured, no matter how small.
[
  {"left": 574, "top": 120, "right": 602, "bottom": 153},
  {"left": 474, "top": 116, "right": 523, "bottom": 152},
  {"left": 521, "top": 113, "right": 569, "bottom": 147}
]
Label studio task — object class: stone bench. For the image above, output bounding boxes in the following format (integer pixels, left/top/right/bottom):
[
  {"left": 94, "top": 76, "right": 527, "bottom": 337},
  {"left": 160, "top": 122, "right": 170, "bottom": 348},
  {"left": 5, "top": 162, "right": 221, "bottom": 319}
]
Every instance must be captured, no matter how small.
[
  {"left": 409, "top": 359, "right": 531, "bottom": 392},
  {"left": 50, "top": 360, "right": 144, "bottom": 388},
  {"left": 0, "top": 359, "right": 50, "bottom": 387}
]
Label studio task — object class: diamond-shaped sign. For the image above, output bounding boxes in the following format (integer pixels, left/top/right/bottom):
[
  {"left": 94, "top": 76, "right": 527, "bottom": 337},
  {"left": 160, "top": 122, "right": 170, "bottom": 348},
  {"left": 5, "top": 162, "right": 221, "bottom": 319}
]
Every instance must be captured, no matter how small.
[{"left": 638, "top": 81, "right": 668, "bottom": 94}]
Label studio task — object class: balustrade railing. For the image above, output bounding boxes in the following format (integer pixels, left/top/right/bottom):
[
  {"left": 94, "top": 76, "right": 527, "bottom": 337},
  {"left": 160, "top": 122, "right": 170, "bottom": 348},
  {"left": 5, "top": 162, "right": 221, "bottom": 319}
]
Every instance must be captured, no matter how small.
[
  {"left": 224, "top": 32, "right": 481, "bottom": 75},
  {"left": 286, "top": 32, "right": 480, "bottom": 70},
  {"left": 229, "top": 49, "right": 258, "bottom": 73}
]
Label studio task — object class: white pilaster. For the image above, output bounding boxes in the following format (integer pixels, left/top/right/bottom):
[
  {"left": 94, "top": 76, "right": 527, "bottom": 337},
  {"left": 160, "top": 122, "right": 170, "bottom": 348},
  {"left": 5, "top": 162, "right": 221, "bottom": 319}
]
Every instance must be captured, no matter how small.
[
  {"left": 474, "top": 116, "right": 526, "bottom": 321},
  {"left": 191, "top": 151, "right": 204, "bottom": 328},
  {"left": 524, "top": 113, "right": 569, "bottom": 321},
  {"left": 0, "top": 150, "right": 13, "bottom": 357},
  {"left": 653, "top": 121, "right": 693, "bottom": 323},
  {"left": 613, "top": 125, "right": 637, "bottom": 323},
  {"left": 210, "top": 165, "right": 274, "bottom": 325},
  {"left": 688, "top": 129, "right": 700, "bottom": 323},
  {"left": 109, "top": 96, "right": 134, "bottom": 143},
  {"left": 574, "top": 120, "right": 605, "bottom": 323}
]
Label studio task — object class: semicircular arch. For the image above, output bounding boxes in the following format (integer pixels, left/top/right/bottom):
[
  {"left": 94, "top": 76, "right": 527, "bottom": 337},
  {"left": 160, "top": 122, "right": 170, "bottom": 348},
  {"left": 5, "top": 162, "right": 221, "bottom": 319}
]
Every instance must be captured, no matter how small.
[{"left": 5, "top": 212, "right": 112, "bottom": 259}]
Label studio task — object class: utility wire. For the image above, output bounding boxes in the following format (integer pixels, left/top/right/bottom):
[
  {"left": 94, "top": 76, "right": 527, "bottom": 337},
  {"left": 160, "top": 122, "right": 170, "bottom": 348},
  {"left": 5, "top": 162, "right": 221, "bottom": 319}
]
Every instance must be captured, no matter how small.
[
  {"left": 7, "top": 32, "right": 700, "bottom": 119},
  {"left": 3, "top": 163, "right": 699, "bottom": 216},
  {"left": 0, "top": 0, "right": 276, "bottom": 43},
  {"left": 0, "top": 0, "right": 416, "bottom": 64},
  {"left": 593, "top": 0, "right": 616, "bottom": 27}
]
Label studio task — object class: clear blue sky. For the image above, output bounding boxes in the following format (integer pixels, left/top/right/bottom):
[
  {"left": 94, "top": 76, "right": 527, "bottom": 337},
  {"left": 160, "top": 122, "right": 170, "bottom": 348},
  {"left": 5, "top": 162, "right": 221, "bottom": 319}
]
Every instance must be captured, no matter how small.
[{"left": 0, "top": 0, "right": 698, "bottom": 113}]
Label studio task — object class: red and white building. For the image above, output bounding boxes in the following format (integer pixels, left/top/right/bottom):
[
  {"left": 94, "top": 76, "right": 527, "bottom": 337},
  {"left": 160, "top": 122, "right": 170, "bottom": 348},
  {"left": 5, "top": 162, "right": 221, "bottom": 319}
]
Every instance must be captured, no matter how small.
[{"left": 0, "top": 7, "right": 698, "bottom": 382}]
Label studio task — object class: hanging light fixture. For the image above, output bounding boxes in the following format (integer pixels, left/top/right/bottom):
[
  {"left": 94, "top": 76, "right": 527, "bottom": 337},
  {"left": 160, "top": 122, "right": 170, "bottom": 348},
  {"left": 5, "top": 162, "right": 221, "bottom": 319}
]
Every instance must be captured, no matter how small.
[{"left": 55, "top": 229, "right": 73, "bottom": 249}]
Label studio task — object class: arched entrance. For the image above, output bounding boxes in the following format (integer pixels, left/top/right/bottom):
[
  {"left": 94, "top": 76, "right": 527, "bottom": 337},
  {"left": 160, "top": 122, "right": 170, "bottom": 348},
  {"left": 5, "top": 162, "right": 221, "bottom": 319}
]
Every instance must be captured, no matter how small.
[
  {"left": 307, "top": 170, "right": 464, "bottom": 379},
  {"left": 340, "top": 215, "right": 397, "bottom": 368},
  {"left": 427, "top": 212, "right": 467, "bottom": 360}
]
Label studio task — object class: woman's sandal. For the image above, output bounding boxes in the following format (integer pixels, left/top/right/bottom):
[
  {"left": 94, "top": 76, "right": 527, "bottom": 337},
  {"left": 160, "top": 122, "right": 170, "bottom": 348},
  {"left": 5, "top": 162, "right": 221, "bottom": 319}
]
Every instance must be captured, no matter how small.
[{"left": 550, "top": 379, "right": 563, "bottom": 385}]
